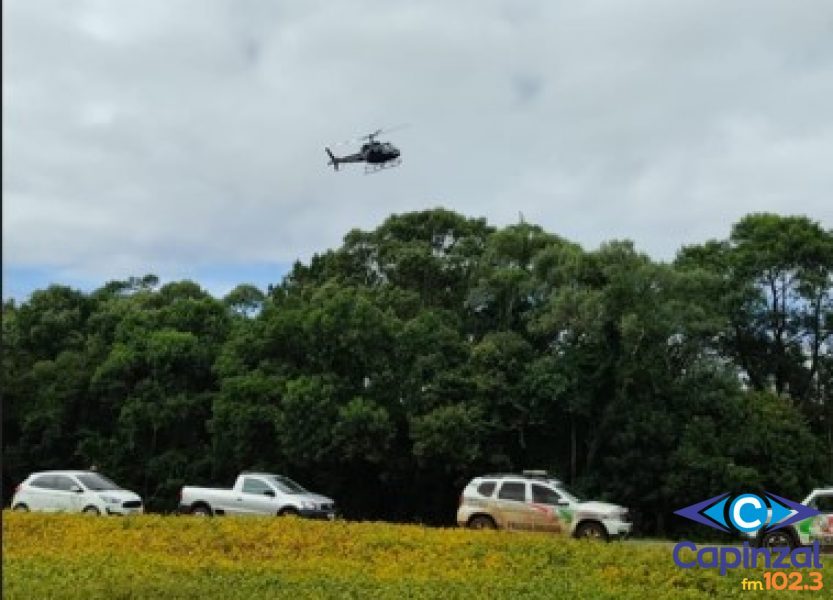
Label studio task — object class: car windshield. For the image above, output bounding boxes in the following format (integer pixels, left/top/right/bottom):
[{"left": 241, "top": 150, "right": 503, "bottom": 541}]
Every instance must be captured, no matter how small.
[
  {"left": 76, "top": 473, "right": 121, "bottom": 491},
  {"left": 554, "top": 484, "right": 581, "bottom": 503},
  {"left": 270, "top": 476, "right": 307, "bottom": 494}
]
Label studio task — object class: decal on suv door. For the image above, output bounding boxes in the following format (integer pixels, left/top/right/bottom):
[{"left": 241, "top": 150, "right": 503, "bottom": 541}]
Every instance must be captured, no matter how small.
[{"left": 807, "top": 493, "right": 833, "bottom": 545}]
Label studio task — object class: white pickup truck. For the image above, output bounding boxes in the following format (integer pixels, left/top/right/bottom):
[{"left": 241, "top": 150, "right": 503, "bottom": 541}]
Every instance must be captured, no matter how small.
[{"left": 179, "top": 472, "right": 336, "bottom": 519}]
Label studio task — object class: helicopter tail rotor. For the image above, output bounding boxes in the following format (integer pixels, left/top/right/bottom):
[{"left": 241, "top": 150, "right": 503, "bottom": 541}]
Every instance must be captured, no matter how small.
[{"left": 325, "top": 147, "right": 339, "bottom": 171}]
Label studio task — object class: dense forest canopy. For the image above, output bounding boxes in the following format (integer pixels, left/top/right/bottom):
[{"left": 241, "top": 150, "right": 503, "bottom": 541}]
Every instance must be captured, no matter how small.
[{"left": 3, "top": 209, "right": 832, "bottom": 535}]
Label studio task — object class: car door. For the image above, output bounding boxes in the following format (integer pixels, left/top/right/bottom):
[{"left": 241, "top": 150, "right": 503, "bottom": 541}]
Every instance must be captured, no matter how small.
[
  {"left": 495, "top": 481, "right": 534, "bottom": 531},
  {"left": 237, "top": 477, "right": 279, "bottom": 516},
  {"left": 529, "top": 483, "right": 566, "bottom": 533},
  {"left": 50, "top": 475, "right": 83, "bottom": 513},
  {"left": 806, "top": 492, "right": 833, "bottom": 548},
  {"left": 25, "top": 475, "right": 55, "bottom": 511}
]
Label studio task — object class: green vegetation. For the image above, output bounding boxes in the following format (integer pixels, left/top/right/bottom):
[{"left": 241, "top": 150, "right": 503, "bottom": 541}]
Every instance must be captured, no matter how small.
[
  {"left": 3, "top": 209, "right": 832, "bottom": 535},
  {"left": 5, "top": 512, "right": 825, "bottom": 599}
]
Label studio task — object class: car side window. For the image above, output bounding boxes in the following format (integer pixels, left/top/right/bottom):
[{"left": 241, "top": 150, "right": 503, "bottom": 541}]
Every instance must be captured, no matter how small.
[
  {"left": 29, "top": 475, "right": 54, "bottom": 489},
  {"left": 811, "top": 495, "right": 833, "bottom": 513},
  {"left": 477, "top": 481, "right": 496, "bottom": 497},
  {"left": 531, "top": 484, "right": 561, "bottom": 505},
  {"left": 498, "top": 482, "right": 526, "bottom": 502},
  {"left": 242, "top": 478, "right": 273, "bottom": 495},
  {"left": 52, "top": 476, "right": 77, "bottom": 492}
]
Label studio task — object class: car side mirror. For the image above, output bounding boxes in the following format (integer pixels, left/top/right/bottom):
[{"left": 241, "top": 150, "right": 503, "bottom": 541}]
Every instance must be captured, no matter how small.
[
  {"left": 263, "top": 490, "right": 275, "bottom": 498},
  {"left": 70, "top": 485, "right": 83, "bottom": 493}
]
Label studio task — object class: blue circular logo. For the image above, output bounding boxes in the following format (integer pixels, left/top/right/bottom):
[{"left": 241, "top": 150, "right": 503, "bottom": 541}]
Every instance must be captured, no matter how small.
[{"left": 728, "top": 494, "right": 768, "bottom": 533}]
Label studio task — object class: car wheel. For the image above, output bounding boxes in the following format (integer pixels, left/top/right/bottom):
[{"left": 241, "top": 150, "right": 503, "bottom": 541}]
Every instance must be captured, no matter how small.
[
  {"left": 12, "top": 503, "right": 29, "bottom": 512},
  {"left": 191, "top": 504, "right": 212, "bottom": 517},
  {"left": 575, "top": 521, "right": 608, "bottom": 541},
  {"left": 278, "top": 508, "right": 299, "bottom": 517},
  {"left": 468, "top": 515, "right": 497, "bottom": 530},
  {"left": 83, "top": 506, "right": 101, "bottom": 516},
  {"left": 760, "top": 529, "right": 796, "bottom": 550}
]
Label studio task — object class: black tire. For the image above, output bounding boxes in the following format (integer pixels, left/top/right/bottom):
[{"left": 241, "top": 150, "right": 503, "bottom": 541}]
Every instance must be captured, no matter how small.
[
  {"left": 12, "top": 503, "right": 29, "bottom": 512},
  {"left": 575, "top": 521, "right": 609, "bottom": 541},
  {"left": 191, "top": 504, "right": 212, "bottom": 517},
  {"left": 467, "top": 515, "right": 497, "bottom": 530},
  {"left": 82, "top": 506, "right": 101, "bottom": 516},
  {"left": 759, "top": 529, "right": 796, "bottom": 550},
  {"left": 278, "top": 507, "right": 300, "bottom": 517}
]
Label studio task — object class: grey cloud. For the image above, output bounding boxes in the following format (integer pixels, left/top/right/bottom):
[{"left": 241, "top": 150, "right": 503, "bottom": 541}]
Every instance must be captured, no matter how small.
[{"left": 4, "top": 0, "right": 832, "bottom": 282}]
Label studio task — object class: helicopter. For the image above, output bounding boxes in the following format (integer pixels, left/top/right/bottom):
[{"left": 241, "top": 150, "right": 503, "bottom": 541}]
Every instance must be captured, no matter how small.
[{"left": 325, "top": 126, "right": 406, "bottom": 174}]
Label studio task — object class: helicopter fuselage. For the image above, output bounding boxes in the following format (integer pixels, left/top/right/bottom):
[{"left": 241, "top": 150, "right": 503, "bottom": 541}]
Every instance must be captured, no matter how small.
[
  {"left": 325, "top": 131, "right": 403, "bottom": 172},
  {"left": 361, "top": 142, "right": 400, "bottom": 164}
]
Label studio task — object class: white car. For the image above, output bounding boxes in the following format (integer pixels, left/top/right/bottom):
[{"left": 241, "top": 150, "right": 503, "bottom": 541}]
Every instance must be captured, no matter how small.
[{"left": 11, "top": 470, "right": 143, "bottom": 516}]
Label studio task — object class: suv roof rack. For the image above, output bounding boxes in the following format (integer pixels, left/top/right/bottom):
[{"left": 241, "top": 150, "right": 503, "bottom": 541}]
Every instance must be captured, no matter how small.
[{"left": 477, "top": 471, "right": 559, "bottom": 481}]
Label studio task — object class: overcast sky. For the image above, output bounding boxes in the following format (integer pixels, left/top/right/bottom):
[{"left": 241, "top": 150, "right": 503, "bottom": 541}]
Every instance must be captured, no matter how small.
[{"left": 4, "top": 0, "right": 833, "bottom": 299}]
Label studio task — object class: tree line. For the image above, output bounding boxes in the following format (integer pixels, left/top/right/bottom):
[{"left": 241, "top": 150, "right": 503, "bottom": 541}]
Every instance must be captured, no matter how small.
[{"left": 3, "top": 209, "right": 832, "bottom": 535}]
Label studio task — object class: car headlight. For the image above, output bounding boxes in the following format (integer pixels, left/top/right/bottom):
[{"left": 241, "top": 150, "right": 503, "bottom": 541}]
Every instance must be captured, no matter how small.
[
  {"left": 300, "top": 501, "right": 316, "bottom": 510},
  {"left": 100, "top": 496, "right": 121, "bottom": 505}
]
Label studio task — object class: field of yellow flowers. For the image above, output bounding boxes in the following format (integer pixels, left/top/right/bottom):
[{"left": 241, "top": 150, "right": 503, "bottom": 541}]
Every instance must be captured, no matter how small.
[{"left": 3, "top": 512, "right": 830, "bottom": 599}]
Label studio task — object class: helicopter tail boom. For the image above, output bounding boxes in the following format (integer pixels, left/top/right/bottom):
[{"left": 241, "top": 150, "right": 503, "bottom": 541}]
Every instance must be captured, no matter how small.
[{"left": 325, "top": 147, "right": 339, "bottom": 171}]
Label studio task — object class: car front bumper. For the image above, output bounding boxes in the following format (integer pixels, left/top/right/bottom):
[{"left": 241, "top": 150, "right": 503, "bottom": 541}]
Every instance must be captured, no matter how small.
[
  {"left": 603, "top": 519, "right": 632, "bottom": 539},
  {"left": 299, "top": 508, "right": 337, "bottom": 520},
  {"left": 105, "top": 506, "right": 144, "bottom": 516}
]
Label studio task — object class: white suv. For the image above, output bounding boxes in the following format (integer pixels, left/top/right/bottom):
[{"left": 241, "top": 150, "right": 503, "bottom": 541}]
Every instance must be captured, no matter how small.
[
  {"left": 457, "top": 471, "right": 632, "bottom": 540},
  {"left": 11, "top": 470, "right": 143, "bottom": 516},
  {"left": 750, "top": 487, "right": 833, "bottom": 549}
]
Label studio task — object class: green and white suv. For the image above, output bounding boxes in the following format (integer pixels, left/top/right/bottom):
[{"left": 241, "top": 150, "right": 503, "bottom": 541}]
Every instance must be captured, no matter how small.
[
  {"left": 457, "top": 471, "right": 632, "bottom": 541},
  {"left": 753, "top": 488, "right": 833, "bottom": 549}
]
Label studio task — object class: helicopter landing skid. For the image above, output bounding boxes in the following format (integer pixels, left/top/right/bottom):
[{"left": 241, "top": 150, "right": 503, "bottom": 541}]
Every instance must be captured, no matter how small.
[{"left": 365, "top": 158, "right": 402, "bottom": 174}]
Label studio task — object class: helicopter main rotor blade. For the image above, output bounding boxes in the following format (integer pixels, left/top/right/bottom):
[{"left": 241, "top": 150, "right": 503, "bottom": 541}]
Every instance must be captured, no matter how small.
[
  {"left": 362, "top": 124, "right": 409, "bottom": 140},
  {"left": 357, "top": 129, "right": 383, "bottom": 141},
  {"left": 331, "top": 138, "right": 359, "bottom": 147},
  {"left": 330, "top": 124, "right": 410, "bottom": 146},
  {"left": 333, "top": 130, "right": 382, "bottom": 145},
  {"left": 378, "top": 123, "right": 409, "bottom": 135}
]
